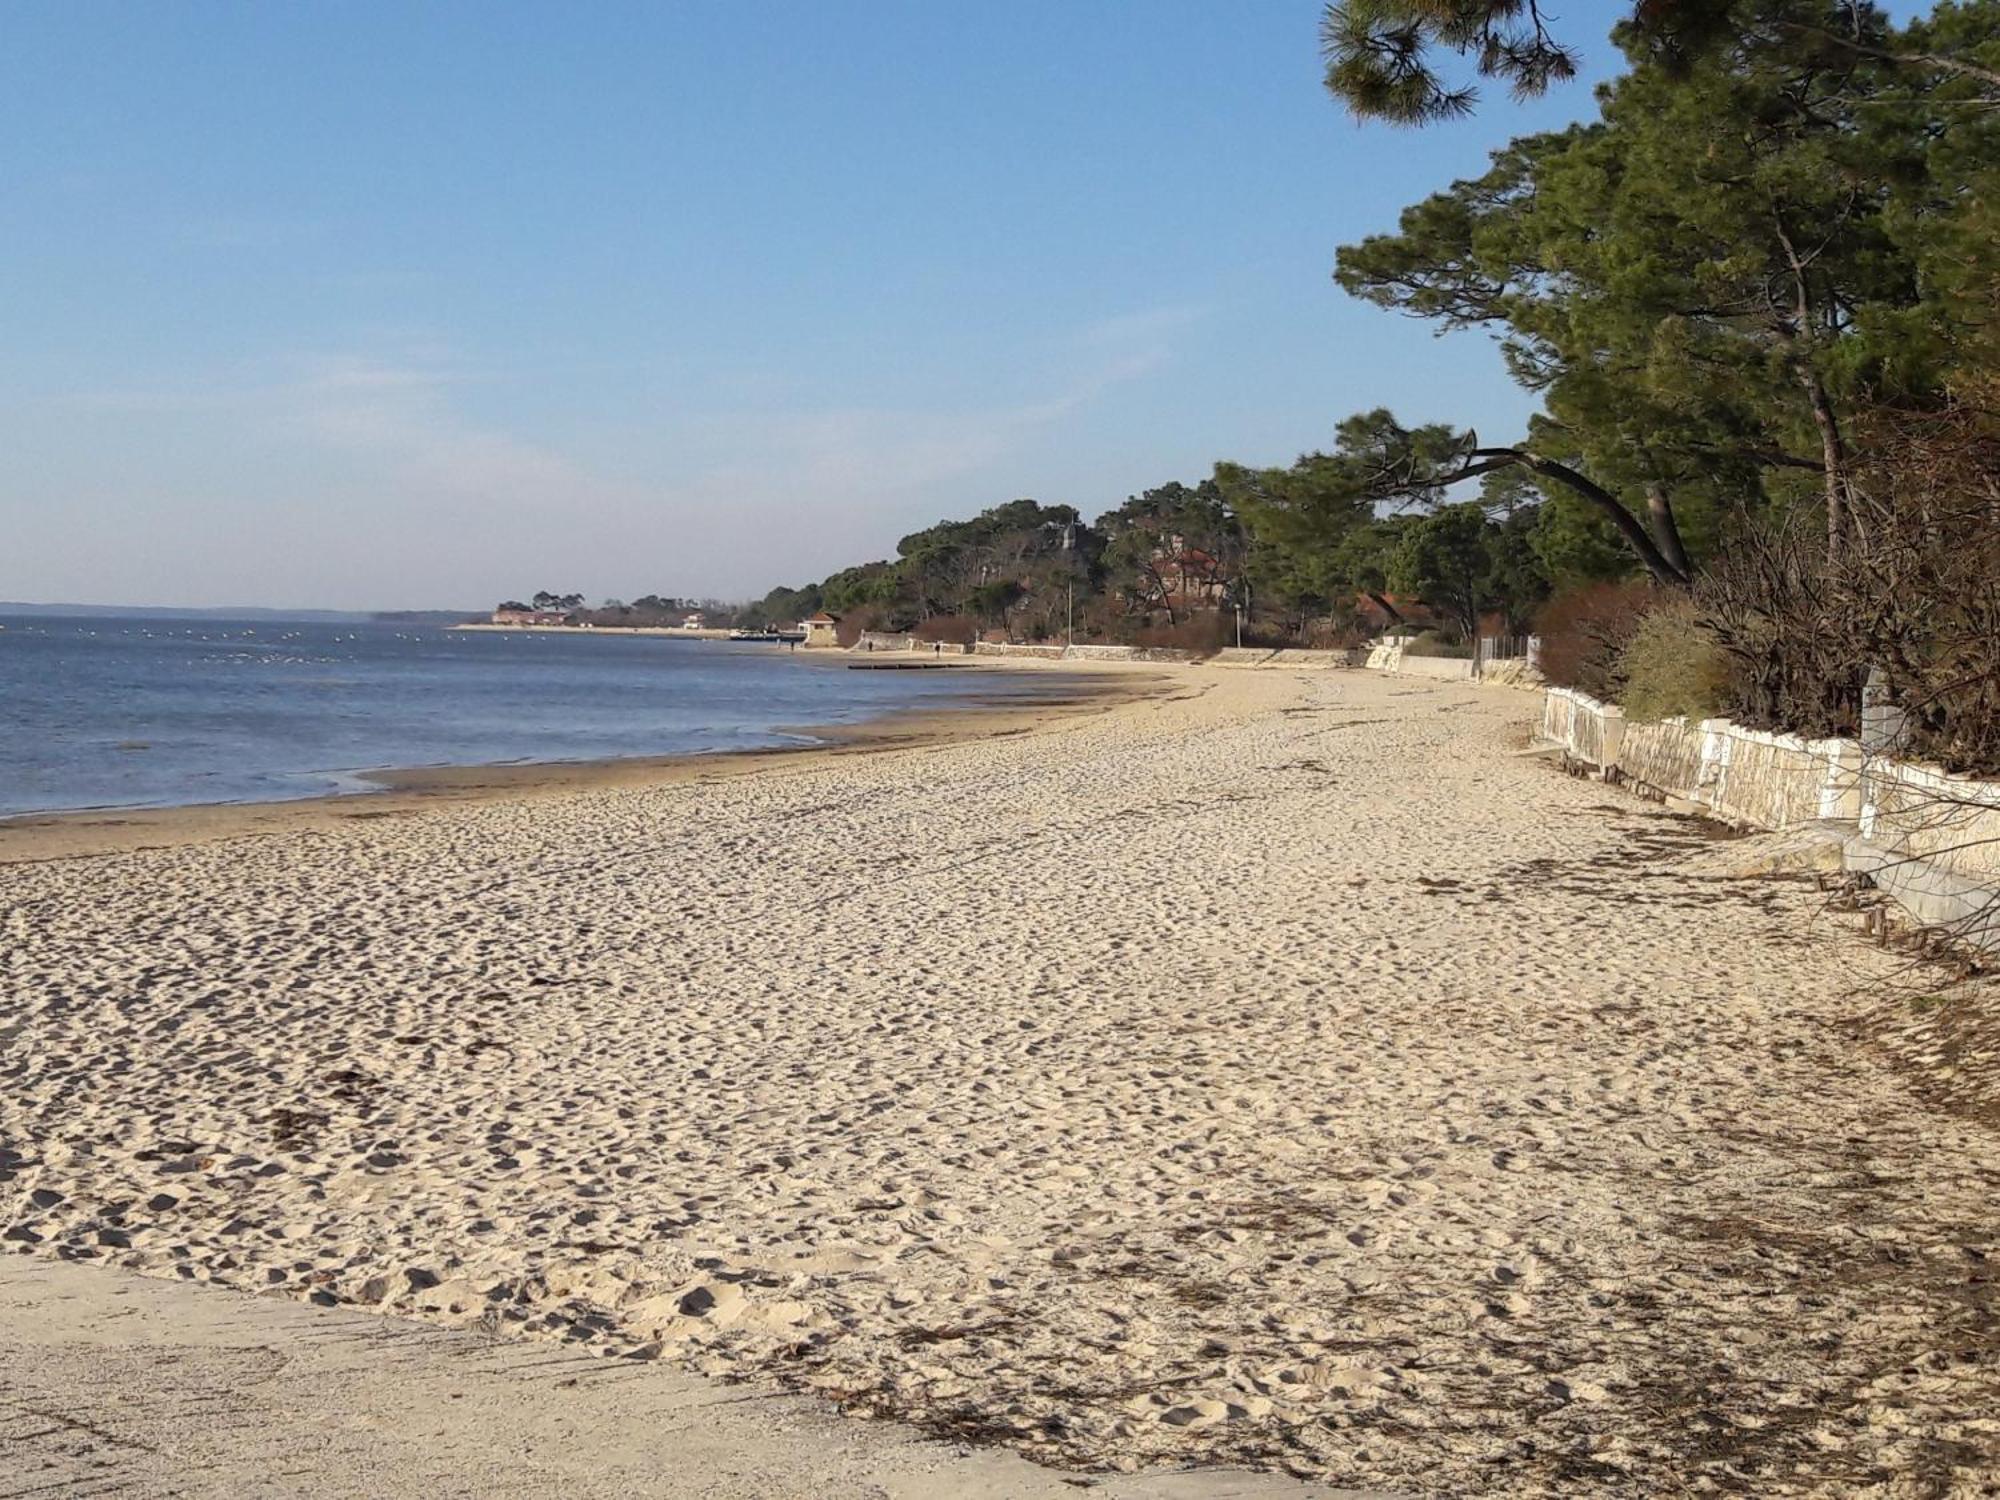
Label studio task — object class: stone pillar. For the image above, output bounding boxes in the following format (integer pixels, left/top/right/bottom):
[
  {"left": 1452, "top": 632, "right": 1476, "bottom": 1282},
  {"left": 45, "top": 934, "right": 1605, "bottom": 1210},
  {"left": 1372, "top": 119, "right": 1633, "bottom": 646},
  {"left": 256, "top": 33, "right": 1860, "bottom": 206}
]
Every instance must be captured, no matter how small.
[{"left": 1860, "top": 665, "right": 1908, "bottom": 755}]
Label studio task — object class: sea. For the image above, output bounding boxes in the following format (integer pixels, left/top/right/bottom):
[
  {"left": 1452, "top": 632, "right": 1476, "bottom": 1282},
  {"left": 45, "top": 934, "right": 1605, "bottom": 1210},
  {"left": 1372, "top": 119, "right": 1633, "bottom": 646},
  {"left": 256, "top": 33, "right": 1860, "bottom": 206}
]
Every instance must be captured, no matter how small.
[{"left": 0, "top": 614, "right": 1030, "bottom": 817}]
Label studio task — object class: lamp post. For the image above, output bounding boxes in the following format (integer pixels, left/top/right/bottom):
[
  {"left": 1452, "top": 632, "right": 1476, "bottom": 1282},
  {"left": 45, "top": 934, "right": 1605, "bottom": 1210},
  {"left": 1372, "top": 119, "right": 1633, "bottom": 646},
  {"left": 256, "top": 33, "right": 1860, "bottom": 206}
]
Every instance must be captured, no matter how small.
[{"left": 1062, "top": 520, "right": 1077, "bottom": 645}]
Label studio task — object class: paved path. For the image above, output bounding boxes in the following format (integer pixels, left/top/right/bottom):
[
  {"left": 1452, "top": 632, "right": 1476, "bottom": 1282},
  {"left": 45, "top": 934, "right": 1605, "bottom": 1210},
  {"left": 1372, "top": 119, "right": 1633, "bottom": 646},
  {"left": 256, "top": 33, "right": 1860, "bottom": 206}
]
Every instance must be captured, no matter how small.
[{"left": 0, "top": 1255, "right": 1369, "bottom": 1499}]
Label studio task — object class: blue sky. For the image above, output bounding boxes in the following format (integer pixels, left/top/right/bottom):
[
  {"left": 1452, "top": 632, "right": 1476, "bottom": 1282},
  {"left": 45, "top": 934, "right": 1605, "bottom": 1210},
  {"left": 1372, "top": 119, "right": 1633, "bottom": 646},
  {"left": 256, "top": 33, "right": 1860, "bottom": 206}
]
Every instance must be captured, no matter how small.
[{"left": 1, "top": 2, "right": 1635, "bottom": 609}]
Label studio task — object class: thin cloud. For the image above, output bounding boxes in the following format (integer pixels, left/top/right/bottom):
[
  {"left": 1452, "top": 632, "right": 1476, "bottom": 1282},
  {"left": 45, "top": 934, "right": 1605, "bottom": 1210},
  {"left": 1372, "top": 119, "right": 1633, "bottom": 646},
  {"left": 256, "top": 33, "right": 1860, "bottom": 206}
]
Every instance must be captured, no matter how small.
[
  {"left": 21, "top": 335, "right": 1173, "bottom": 602},
  {"left": 1076, "top": 303, "right": 1214, "bottom": 348}
]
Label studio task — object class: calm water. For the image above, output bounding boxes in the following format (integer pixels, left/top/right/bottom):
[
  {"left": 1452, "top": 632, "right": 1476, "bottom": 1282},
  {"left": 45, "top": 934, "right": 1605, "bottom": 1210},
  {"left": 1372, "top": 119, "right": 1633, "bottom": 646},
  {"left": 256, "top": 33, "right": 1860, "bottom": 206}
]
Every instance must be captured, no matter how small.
[{"left": 0, "top": 615, "right": 1030, "bottom": 816}]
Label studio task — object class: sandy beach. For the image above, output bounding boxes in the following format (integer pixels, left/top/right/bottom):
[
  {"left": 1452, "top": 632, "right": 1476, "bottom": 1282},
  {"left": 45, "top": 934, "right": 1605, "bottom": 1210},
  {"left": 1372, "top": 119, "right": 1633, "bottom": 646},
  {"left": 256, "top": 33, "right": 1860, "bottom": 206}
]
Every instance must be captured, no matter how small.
[{"left": 4, "top": 664, "right": 1997, "bottom": 1495}]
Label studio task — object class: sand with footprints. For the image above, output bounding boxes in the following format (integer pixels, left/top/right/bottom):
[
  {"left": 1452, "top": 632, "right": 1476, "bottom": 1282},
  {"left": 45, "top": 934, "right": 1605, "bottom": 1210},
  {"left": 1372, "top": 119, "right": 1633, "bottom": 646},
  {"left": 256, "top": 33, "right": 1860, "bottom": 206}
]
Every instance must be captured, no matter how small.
[{"left": 4, "top": 665, "right": 1997, "bottom": 1494}]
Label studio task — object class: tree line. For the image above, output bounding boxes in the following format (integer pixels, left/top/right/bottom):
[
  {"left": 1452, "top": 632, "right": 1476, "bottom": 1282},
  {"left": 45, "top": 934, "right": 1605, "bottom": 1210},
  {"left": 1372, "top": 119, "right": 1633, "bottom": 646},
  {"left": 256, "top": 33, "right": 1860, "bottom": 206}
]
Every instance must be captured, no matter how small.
[
  {"left": 743, "top": 0, "right": 2000, "bottom": 769},
  {"left": 510, "top": 0, "right": 1995, "bottom": 764},
  {"left": 493, "top": 592, "right": 738, "bottom": 628}
]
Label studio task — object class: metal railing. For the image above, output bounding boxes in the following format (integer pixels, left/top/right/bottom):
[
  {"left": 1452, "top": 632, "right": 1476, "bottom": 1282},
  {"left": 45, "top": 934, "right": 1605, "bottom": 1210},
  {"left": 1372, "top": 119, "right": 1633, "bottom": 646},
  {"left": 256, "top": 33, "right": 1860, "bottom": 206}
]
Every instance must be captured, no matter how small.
[{"left": 1475, "top": 633, "right": 1537, "bottom": 666}]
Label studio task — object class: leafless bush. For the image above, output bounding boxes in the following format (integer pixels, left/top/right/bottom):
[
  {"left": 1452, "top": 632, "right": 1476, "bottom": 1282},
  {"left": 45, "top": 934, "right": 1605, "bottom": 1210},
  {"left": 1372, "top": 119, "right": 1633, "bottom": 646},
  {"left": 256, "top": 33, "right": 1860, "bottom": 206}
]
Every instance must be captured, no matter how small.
[
  {"left": 1534, "top": 580, "right": 1659, "bottom": 700},
  {"left": 1128, "top": 613, "right": 1235, "bottom": 653},
  {"left": 1401, "top": 630, "right": 1473, "bottom": 659},
  {"left": 1847, "top": 396, "right": 2000, "bottom": 776},
  {"left": 1695, "top": 516, "right": 1861, "bottom": 737},
  {"left": 833, "top": 606, "right": 887, "bottom": 647},
  {"left": 912, "top": 614, "right": 979, "bottom": 645},
  {"left": 1698, "top": 393, "right": 2000, "bottom": 775}
]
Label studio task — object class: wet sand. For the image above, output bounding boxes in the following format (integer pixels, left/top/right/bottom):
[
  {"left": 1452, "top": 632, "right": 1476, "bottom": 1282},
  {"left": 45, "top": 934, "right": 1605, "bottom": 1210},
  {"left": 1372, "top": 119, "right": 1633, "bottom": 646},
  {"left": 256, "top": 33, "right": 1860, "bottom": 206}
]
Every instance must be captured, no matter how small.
[{"left": 0, "top": 1252, "right": 1355, "bottom": 1499}]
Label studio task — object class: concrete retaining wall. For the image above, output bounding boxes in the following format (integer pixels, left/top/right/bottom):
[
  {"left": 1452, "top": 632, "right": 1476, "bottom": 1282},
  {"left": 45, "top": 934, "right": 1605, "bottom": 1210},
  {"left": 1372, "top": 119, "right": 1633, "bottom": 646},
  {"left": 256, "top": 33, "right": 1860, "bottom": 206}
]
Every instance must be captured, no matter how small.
[
  {"left": 1860, "top": 759, "right": 2000, "bottom": 880},
  {"left": 958, "top": 638, "right": 1483, "bottom": 674},
  {"left": 1361, "top": 641, "right": 1476, "bottom": 680},
  {"left": 1210, "top": 647, "right": 1364, "bottom": 669},
  {"left": 1542, "top": 690, "right": 1851, "bottom": 828},
  {"left": 971, "top": 641, "right": 1069, "bottom": 661},
  {"left": 1844, "top": 839, "right": 2000, "bottom": 952},
  {"left": 1697, "top": 722, "right": 1861, "bottom": 830},
  {"left": 1542, "top": 687, "right": 1625, "bottom": 767},
  {"left": 1476, "top": 658, "right": 1543, "bottom": 689},
  {"left": 852, "top": 633, "right": 973, "bottom": 654},
  {"left": 1060, "top": 644, "right": 1203, "bottom": 663},
  {"left": 1540, "top": 688, "right": 1578, "bottom": 751},
  {"left": 1397, "top": 655, "right": 1478, "bottom": 681},
  {"left": 1540, "top": 686, "right": 2000, "bottom": 946},
  {"left": 1615, "top": 716, "right": 1706, "bottom": 801},
  {"left": 962, "top": 642, "right": 1202, "bottom": 663}
]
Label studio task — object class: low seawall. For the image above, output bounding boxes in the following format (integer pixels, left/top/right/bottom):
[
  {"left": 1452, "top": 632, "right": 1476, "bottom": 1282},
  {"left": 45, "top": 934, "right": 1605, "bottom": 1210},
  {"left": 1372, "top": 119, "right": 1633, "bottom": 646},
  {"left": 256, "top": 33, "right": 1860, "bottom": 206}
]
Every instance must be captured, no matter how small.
[
  {"left": 1359, "top": 641, "right": 1478, "bottom": 681},
  {"left": 853, "top": 632, "right": 970, "bottom": 654},
  {"left": 971, "top": 642, "right": 1069, "bottom": 661},
  {"left": 849, "top": 637, "right": 1202, "bottom": 663},
  {"left": 1539, "top": 686, "right": 2000, "bottom": 949},
  {"left": 1210, "top": 648, "right": 1364, "bottom": 669},
  {"left": 849, "top": 636, "right": 1524, "bottom": 678},
  {"left": 856, "top": 640, "right": 1206, "bottom": 664}
]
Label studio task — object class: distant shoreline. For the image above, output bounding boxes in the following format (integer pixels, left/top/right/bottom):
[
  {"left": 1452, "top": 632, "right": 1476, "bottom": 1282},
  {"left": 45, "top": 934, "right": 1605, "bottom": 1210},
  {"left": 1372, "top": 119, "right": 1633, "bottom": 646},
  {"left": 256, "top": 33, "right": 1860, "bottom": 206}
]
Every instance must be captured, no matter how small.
[
  {"left": 449, "top": 622, "right": 736, "bottom": 639},
  {"left": 1, "top": 604, "right": 477, "bottom": 623}
]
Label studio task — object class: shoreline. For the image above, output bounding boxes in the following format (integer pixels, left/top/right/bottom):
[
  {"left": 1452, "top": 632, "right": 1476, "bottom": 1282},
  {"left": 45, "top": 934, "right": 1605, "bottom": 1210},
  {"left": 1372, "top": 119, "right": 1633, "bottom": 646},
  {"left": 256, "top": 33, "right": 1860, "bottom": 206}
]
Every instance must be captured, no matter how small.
[
  {"left": 0, "top": 657, "right": 1171, "bottom": 865},
  {"left": 449, "top": 622, "right": 735, "bottom": 638}
]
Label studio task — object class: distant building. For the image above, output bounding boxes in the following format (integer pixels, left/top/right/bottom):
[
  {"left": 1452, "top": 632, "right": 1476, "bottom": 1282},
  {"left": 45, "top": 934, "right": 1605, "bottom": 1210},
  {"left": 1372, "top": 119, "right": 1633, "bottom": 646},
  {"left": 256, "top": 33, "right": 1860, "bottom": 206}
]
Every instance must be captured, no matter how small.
[
  {"left": 1354, "top": 593, "right": 1438, "bottom": 636},
  {"left": 491, "top": 608, "right": 569, "bottom": 626},
  {"left": 681, "top": 611, "right": 706, "bottom": 630},
  {"left": 1151, "top": 535, "right": 1230, "bottom": 610},
  {"left": 802, "top": 610, "right": 841, "bottom": 648}
]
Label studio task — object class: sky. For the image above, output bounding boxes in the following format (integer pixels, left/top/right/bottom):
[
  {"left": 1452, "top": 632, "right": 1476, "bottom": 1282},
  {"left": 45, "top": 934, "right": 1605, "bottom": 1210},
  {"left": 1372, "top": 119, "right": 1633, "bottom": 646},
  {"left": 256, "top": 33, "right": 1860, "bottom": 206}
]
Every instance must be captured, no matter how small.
[{"left": 0, "top": 1, "right": 1638, "bottom": 610}]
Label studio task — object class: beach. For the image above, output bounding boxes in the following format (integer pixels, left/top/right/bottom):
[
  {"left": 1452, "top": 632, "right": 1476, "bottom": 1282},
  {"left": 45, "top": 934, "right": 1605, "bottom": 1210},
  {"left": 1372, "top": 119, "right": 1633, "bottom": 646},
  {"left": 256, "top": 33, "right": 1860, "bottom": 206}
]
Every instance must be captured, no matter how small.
[{"left": 4, "top": 664, "right": 1997, "bottom": 1495}]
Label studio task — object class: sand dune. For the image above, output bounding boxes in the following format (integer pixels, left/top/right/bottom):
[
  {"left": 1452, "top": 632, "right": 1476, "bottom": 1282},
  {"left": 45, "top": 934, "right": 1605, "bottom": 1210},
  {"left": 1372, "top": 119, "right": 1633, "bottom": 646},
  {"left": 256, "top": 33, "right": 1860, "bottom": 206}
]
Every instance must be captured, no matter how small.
[{"left": 4, "top": 666, "right": 1996, "bottom": 1494}]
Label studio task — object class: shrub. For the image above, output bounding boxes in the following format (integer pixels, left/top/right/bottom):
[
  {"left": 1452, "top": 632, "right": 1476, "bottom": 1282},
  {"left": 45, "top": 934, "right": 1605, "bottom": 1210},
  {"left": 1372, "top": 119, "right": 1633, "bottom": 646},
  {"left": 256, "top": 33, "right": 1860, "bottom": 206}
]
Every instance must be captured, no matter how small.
[
  {"left": 1129, "top": 613, "right": 1235, "bottom": 654},
  {"left": 912, "top": 614, "right": 979, "bottom": 645},
  {"left": 833, "top": 605, "right": 887, "bottom": 647},
  {"left": 1402, "top": 630, "right": 1473, "bottom": 659},
  {"left": 1534, "top": 580, "right": 1658, "bottom": 700},
  {"left": 1299, "top": 615, "right": 1369, "bottom": 650},
  {"left": 1618, "top": 599, "right": 1730, "bottom": 722}
]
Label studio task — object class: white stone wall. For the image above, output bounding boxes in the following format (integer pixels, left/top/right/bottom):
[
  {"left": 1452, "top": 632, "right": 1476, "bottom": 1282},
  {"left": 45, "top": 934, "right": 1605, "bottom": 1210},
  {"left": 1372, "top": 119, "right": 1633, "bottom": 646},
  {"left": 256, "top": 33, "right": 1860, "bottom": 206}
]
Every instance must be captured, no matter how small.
[
  {"left": 1860, "top": 758, "right": 2000, "bottom": 879},
  {"left": 1396, "top": 655, "right": 1478, "bottom": 682},
  {"left": 1359, "top": 641, "right": 1475, "bottom": 680},
  {"left": 1541, "top": 687, "right": 1625, "bottom": 767},
  {"left": 971, "top": 641, "right": 1069, "bottom": 661},
  {"left": 1210, "top": 648, "right": 1364, "bottom": 669},
  {"left": 1540, "top": 689, "right": 1852, "bottom": 827},
  {"left": 1693, "top": 722, "right": 1861, "bottom": 830},
  {"left": 1538, "top": 687, "right": 2000, "bottom": 942},
  {"left": 1060, "top": 644, "right": 1203, "bottom": 663},
  {"left": 1615, "top": 716, "right": 1705, "bottom": 800},
  {"left": 963, "top": 642, "right": 1201, "bottom": 663}
]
